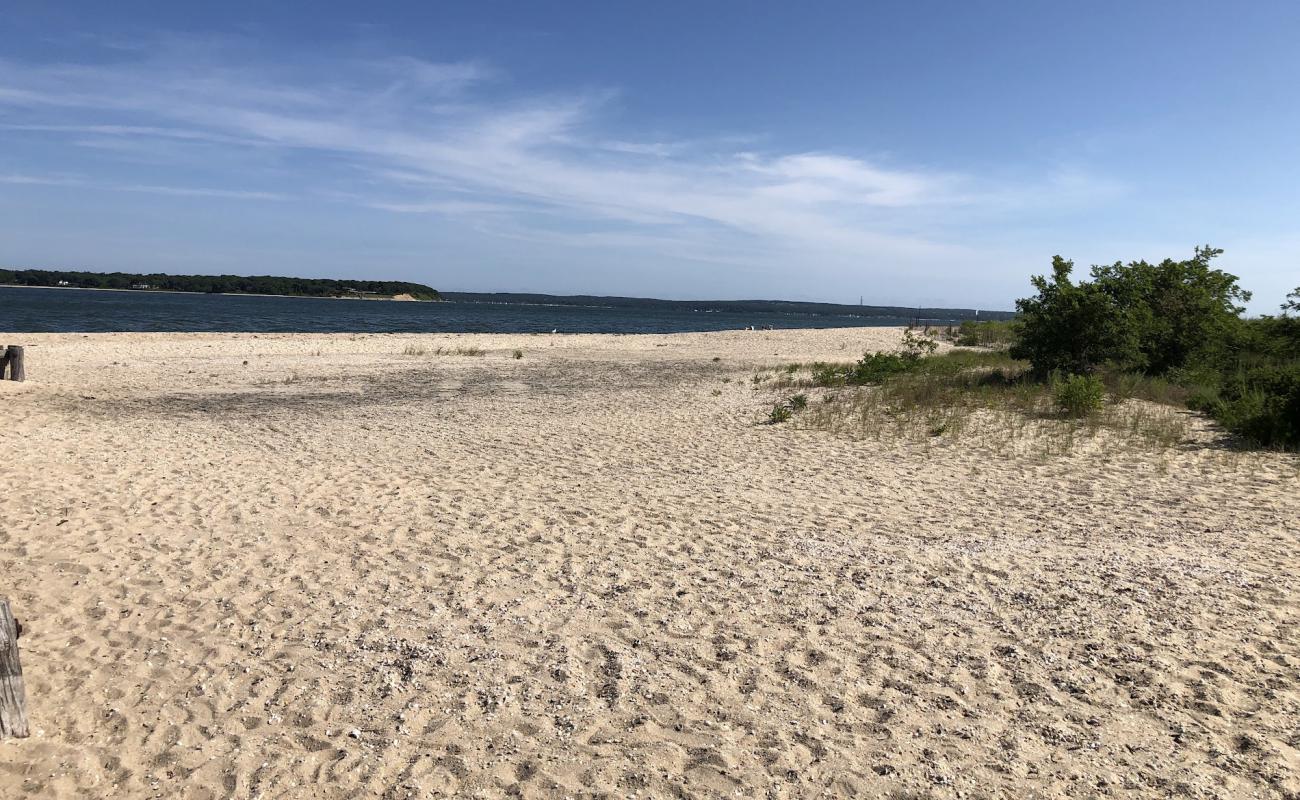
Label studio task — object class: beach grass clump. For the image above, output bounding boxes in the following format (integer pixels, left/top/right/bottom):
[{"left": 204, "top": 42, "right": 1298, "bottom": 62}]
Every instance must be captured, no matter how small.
[
  {"left": 767, "top": 402, "right": 794, "bottom": 424},
  {"left": 766, "top": 393, "right": 811, "bottom": 424},
  {"left": 1101, "top": 371, "right": 1191, "bottom": 407},
  {"left": 1099, "top": 402, "right": 1191, "bottom": 450},
  {"left": 512, "top": 349, "right": 524, "bottom": 359},
  {"left": 402, "top": 344, "right": 428, "bottom": 356},
  {"left": 1053, "top": 373, "right": 1105, "bottom": 417}
]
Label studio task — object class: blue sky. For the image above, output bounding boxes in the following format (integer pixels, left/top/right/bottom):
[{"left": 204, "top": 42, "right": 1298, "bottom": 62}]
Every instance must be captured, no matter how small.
[{"left": 2, "top": 1, "right": 1298, "bottom": 311}]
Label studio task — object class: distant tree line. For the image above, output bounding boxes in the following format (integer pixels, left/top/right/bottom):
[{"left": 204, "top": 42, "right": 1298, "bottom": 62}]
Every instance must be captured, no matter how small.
[
  {"left": 442, "top": 292, "right": 1016, "bottom": 322},
  {"left": 0, "top": 269, "right": 440, "bottom": 301}
]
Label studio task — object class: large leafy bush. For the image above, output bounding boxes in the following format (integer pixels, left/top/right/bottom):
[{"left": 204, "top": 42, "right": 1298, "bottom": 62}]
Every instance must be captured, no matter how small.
[{"left": 1011, "top": 247, "right": 1250, "bottom": 376}]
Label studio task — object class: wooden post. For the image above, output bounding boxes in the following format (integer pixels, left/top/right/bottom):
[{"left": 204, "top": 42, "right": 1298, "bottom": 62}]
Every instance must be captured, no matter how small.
[
  {"left": 0, "top": 598, "right": 28, "bottom": 739},
  {"left": 3, "top": 346, "right": 23, "bottom": 382}
]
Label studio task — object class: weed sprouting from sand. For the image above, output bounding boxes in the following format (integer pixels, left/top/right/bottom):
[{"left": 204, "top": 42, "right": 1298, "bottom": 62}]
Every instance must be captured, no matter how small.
[
  {"left": 767, "top": 403, "right": 794, "bottom": 424},
  {"left": 402, "top": 344, "right": 428, "bottom": 357},
  {"left": 512, "top": 349, "right": 524, "bottom": 359},
  {"left": 765, "top": 393, "right": 810, "bottom": 424}
]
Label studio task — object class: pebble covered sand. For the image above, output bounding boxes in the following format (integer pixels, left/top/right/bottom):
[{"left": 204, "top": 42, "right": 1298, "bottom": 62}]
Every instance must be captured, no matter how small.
[{"left": 1, "top": 329, "right": 1298, "bottom": 799}]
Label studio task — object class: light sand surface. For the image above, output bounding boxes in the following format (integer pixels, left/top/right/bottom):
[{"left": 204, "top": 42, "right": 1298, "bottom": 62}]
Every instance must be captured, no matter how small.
[{"left": 0, "top": 328, "right": 1298, "bottom": 799}]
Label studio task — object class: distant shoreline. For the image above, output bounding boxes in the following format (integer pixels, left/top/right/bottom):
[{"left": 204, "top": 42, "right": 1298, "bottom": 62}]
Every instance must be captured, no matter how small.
[
  {"left": 440, "top": 291, "right": 1016, "bottom": 321},
  {"left": 0, "top": 284, "right": 428, "bottom": 302}
]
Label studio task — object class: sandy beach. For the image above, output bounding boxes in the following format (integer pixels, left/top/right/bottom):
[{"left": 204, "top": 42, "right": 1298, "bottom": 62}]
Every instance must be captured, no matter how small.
[{"left": 1, "top": 328, "right": 1297, "bottom": 799}]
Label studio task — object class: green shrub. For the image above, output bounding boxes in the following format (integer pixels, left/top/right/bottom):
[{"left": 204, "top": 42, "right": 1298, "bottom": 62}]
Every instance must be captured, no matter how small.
[
  {"left": 901, "top": 329, "right": 939, "bottom": 359},
  {"left": 1192, "top": 364, "right": 1300, "bottom": 447},
  {"left": 789, "top": 393, "right": 808, "bottom": 410},
  {"left": 848, "top": 352, "right": 915, "bottom": 384},
  {"left": 1054, "top": 374, "right": 1105, "bottom": 417},
  {"left": 811, "top": 362, "right": 850, "bottom": 386},
  {"left": 1012, "top": 247, "right": 1249, "bottom": 376},
  {"left": 767, "top": 403, "right": 793, "bottom": 424}
]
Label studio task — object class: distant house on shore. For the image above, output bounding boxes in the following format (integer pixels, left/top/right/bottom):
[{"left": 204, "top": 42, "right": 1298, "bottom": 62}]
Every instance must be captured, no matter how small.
[{"left": 130, "top": 283, "right": 156, "bottom": 290}]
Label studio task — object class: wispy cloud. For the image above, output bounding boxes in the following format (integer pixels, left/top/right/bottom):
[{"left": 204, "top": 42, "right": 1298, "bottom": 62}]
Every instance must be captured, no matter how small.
[
  {"left": 0, "top": 171, "right": 283, "bottom": 200},
  {"left": 0, "top": 36, "right": 1123, "bottom": 287},
  {"left": 118, "top": 184, "right": 286, "bottom": 201},
  {"left": 0, "top": 172, "right": 85, "bottom": 186}
]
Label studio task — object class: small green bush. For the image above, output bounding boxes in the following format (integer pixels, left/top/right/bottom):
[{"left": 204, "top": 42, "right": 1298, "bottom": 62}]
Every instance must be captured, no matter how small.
[
  {"left": 1054, "top": 374, "right": 1105, "bottom": 417},
  {"left": 901, "top": 329, "right": 939, "bottom": 359},
  {"left": 789, "top": 393, "right": 808, "bottom": 410},
  {"left": 768, "top": 403, "right": 793, "bottom": 424},
  {"left": 512, "top": 349, "right": 523, "bottom": 359},
  {"left": 811, "top": 362, "right": 850, "bottom": 386},
  {"left": 849, "top": 352, "right": 916, "bottom": 384}
]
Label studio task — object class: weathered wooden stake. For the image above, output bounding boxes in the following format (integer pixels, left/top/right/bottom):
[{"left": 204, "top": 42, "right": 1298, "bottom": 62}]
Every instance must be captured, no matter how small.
[
  {"left": 3, "top": 346, "right": 24, "bottom": 382},
  {"left": 0, "top": 598, "right": 28, "bottom": 739}
]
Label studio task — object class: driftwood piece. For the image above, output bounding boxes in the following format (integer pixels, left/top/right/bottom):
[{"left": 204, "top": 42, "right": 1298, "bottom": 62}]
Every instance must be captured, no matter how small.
[
  {"left": 0, "top": 598, "right": 28, "bottom": 738},
  {"left": 3, "top": 346, "right": 24, "bottom": 382}
]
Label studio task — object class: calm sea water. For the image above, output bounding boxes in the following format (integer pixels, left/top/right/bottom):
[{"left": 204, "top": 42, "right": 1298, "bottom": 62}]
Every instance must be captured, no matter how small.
[{"left": 0, "top": 286, "right": 936, "bottom": 334}]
